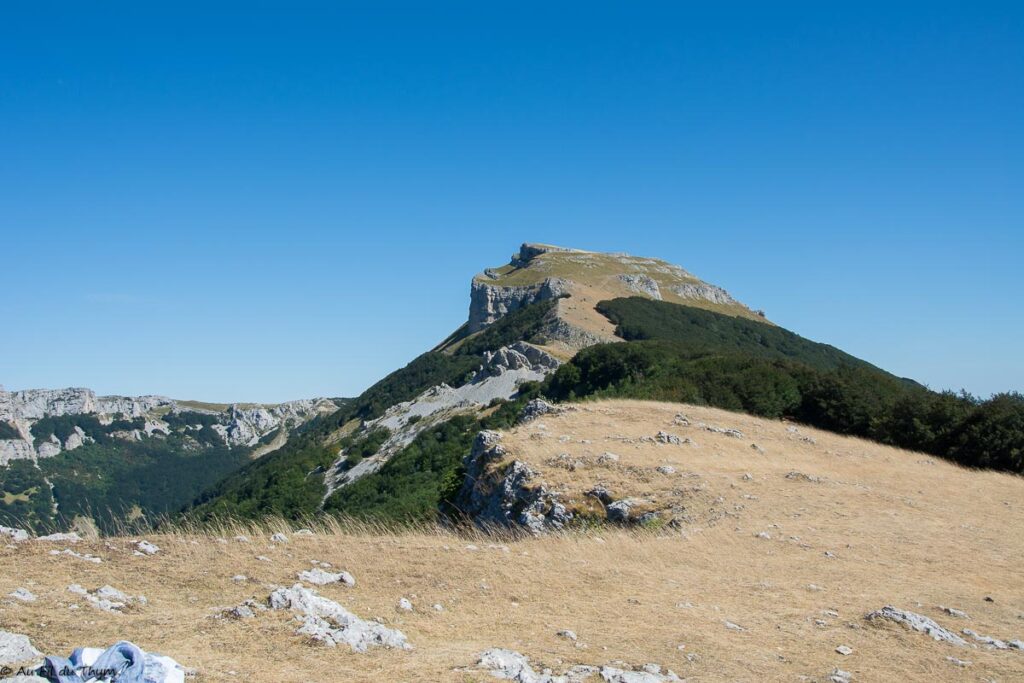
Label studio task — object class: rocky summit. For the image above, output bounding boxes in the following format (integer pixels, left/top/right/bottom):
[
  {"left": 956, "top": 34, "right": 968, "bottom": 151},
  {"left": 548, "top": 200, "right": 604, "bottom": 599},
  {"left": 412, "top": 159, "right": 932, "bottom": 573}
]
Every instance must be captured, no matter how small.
[{"left": 465, "top": 242, "right": 764, "bottom": 354}]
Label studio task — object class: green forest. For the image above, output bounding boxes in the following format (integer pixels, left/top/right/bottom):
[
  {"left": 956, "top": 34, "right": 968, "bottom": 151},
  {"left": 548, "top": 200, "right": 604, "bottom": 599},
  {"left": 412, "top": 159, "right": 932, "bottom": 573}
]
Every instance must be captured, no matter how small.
[
  {"left": 0, "top": 431, "right": 250, "bottom": 534},
  {"left": 549, "top": 298, "right": 1024, "bottom": 473}
]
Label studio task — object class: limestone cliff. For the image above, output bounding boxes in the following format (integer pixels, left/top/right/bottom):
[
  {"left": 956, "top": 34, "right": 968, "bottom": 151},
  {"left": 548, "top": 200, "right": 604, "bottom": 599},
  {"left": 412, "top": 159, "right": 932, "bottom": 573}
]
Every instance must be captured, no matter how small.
[{"left": 0, "top": 385, "right": 338, "bottom": 464}]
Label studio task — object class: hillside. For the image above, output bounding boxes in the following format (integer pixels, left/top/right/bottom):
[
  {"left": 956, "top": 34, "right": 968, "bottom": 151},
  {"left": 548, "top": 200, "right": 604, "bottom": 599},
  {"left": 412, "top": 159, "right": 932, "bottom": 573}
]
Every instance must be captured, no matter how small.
[
  {"left": 2, "top": 400, "right": 1022, "bottom": 682},
  {"left": 186, "top": 243, "right": 1024, "bottom": 527},
  {"left": 0, "top": 387, "right": 341, "bottom": 533}
]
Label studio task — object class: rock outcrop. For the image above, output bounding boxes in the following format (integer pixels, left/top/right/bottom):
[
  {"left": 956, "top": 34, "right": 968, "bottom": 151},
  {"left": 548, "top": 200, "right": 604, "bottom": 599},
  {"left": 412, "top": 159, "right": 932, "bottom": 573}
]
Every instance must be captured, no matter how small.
[
  {"left": 475, "top": 648, "right": 682, "bottom": 683},
  {"left": 0, "top": 387, "right": 173, "bottom": 422},
  {"left": 212, "top": 398, "right": 338, "bottom": 448},
  {"left": 469, "top": 276, "right": 570, "bottom": 333},
  {"left": 456, "top": 431, "right": 572, "bottom": 533},
  {"left": 670, "top": 282, "right": 740, "bottom": 306},
  {"left": 618, "top": 274, "right": 662, "bottom": 300},
  {"left": 866, "top": 606, "right": 967, "bottom": 645},
  {"left": 0, "top": 630, "right": 41, "bottom": 666},
  {"left": 267, "top": 583, "right": 411, "bottom": 652}
]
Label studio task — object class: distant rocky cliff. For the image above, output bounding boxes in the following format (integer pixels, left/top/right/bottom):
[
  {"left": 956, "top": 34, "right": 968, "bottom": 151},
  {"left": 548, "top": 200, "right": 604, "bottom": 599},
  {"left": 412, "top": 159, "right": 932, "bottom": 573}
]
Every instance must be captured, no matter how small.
[
  {"left": 0, "top": 387, "right": 172, "bottom": 422},
  {"left": 0, "top": 385, "right": 338, "bottom": 465}
]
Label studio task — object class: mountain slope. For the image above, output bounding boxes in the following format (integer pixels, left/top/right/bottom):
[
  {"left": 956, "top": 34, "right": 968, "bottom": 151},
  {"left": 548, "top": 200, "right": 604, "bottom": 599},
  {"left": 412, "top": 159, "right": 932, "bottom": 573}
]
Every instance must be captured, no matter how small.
[
  {"left": 0, "top": 387, "right": 341, "bottom": 532},
  {"left": 3, "top": 400, "right": 1023, "bottom": 682},
  {"left": 185, "top": 242, "right": 1023, "bottom": 529}
]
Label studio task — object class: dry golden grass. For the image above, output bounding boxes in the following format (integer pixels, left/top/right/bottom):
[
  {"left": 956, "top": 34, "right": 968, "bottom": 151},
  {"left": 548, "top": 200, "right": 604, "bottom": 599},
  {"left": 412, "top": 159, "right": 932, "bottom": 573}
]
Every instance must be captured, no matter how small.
[{"left": 2, "top": 399, "right": 1022, "bottom": 682}]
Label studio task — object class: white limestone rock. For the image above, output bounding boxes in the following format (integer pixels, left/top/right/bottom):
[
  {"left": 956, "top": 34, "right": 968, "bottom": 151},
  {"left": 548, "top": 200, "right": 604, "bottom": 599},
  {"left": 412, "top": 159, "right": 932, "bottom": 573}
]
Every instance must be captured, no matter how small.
[
  {"left": 297, "top": 567, "right": 355, "bottom": 587},
  {"left": 268, "top": 583, "right": 411, "bottom": 652},
  {"left": 617, "top": 274, "right": 662, "bottom": 300},
  {"left": 68, "top": 584, "right": 145, "bottom": 612},
  {"left": 36, "top": 532, "right": 81, "bottom": 543},
  {"left": 457, "top": 431, "right": 573, "bottom": 534},
  {"left": 866, "top": 606, "right": 967, "bottom": 645},
  {"left": 0, "top": 630, "right": 41, "bottom": 665},
  {"left": 670, "top": 282, "right": 740, "bottom": 306},
  {"left": 135, "top": 540, "right": 160, "bottom": 555}
]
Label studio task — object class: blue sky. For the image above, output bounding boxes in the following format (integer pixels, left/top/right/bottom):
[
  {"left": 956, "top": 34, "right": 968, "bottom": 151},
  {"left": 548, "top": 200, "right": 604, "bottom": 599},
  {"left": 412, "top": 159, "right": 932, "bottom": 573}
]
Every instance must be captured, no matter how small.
[{"left": 2, "top": 2, "right": 1021, "bottom": 402}]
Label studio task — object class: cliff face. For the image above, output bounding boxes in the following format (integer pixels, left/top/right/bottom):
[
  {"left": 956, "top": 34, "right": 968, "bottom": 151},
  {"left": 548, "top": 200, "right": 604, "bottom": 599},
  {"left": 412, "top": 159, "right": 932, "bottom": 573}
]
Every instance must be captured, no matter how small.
[
  {"left": 0, "top": 387, "right": 174, "bottom": 422},
  {"left": 467, "top": 277, "right": 570, "bottom": 333},
  {"left": 0, "top": 385, "right": 338, "bottom": 464}
]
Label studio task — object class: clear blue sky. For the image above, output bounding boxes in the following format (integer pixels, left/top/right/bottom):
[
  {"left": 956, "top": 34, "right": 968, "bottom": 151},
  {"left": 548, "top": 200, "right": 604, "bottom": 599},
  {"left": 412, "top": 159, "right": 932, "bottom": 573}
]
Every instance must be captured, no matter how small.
[{"left": 2, "top": 2, "right": 1021, "bottom": 403}]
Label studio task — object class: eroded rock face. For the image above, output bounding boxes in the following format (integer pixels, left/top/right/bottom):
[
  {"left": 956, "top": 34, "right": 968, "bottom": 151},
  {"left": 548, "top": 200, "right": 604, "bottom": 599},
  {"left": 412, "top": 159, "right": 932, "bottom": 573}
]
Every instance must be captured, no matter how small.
[
  {"left": 212, "top": 399, "right": 336, "bottom": 448},
  {"left": 618, "top": 274, "right": 662, "bottom": 300},
  {"left": 0, "top": 439, "right": 35, "bottom": 466},
  {"left": 670, "top": 282, "right": 740, "bottom": 306},
  {"left": 0, "top": 387, "right": 174, "bottom": 423},
  {"left": 469, "top": 277, "right": 570, "bottom": 333},
  {"left": 457, "top": 431, "right": 572, "bottom": 533}
]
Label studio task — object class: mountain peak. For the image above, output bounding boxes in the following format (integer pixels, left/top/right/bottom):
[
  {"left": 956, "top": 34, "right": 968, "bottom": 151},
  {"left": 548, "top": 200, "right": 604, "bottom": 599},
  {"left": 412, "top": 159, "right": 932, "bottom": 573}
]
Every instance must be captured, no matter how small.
[{"left": 466, "top": 243, "right": 765, "bottom": 351}]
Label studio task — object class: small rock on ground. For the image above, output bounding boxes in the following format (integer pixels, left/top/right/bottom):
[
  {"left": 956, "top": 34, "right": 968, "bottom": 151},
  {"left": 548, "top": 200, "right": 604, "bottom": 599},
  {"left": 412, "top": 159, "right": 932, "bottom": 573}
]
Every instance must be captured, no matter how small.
[
  {"left": 297, "top": 567, "right": 356, "bottom": 587},
  {"left": 268, "top": 583, "right": 410, "bottom": 652},
  {"left": 866, "top": 606, "right": 967, "bottom": 646},
  {"left": 135, "top": 540, "right": 160, "bottom": 555}
]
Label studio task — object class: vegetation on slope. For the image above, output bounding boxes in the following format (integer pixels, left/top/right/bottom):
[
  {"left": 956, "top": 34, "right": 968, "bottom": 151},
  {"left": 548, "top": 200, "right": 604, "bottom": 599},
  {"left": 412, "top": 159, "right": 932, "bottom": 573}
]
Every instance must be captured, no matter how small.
[
  {"left": 0, "top": 421, "right": 23, "bottom": 440},
  {"left": 186, "top": 414, "right": 338, "bottom": 521},
  {"left": 323, "top": 394, "right": 535, "bottom": 521},
  {"left": 29, "top": 413, "right": 147, "bottom": 448},
  {"left": 596, "top": 297, "right": 886, "bottom": 373},
  {"left": 190, "top": 294, "right": 1024, "bottom": 528},
  {"left": 185, "top": 301, "right": 559, "bottom": 522},
  {"left": 547, "top": 298, "right": 1024, "bottom": 473},
  {"left": 0, "top": 433, "right": 251, "bottom": 534}
]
